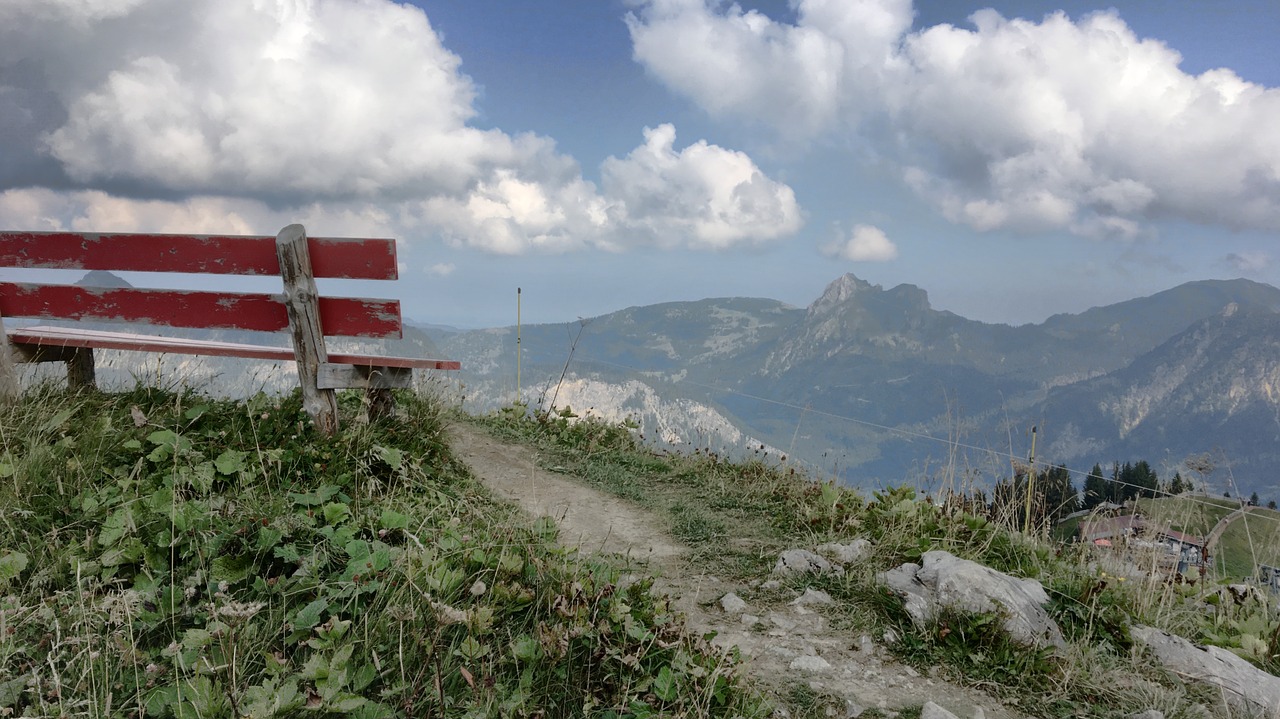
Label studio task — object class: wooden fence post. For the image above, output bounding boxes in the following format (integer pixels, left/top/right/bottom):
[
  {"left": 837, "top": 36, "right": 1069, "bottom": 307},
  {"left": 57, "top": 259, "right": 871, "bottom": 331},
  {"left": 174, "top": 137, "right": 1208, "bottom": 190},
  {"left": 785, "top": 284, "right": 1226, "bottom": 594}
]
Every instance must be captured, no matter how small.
[{"left": 276, "top": 224, "right": 340, "bottom": 435}]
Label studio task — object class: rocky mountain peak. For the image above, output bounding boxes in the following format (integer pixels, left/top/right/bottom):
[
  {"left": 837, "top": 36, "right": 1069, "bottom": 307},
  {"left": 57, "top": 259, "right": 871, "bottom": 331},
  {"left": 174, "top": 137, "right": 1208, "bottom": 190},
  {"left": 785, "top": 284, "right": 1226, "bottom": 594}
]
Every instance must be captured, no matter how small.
[
  {"left": 809, "top": 273, "right": 877, "bottom": 314},
  {"left": 808, "top": 274, "right": 933, "bottom": 317}
]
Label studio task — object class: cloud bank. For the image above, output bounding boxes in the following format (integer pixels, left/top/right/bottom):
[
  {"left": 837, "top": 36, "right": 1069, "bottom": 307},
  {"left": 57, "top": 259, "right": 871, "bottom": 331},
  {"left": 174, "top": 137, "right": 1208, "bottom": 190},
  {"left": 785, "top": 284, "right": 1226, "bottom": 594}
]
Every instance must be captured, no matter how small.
[
  {"left": 628, "top": 0, "right": 1280, "bottom": 237},
  {"left": 0, "top": 0, "right": 801, "bottom": 253}
]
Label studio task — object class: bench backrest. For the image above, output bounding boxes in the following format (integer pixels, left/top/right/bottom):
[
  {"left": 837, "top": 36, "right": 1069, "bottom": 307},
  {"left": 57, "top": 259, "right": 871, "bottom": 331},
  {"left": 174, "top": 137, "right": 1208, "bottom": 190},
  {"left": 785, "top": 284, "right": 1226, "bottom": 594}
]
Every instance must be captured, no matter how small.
[{"left": 0, "top": 231, "right": 404, "bottom": 338}]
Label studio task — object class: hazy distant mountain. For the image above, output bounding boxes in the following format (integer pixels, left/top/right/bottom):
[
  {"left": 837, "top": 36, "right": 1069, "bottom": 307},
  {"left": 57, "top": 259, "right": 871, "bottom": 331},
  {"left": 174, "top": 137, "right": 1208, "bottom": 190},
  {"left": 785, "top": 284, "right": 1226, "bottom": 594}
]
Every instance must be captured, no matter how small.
[
  {"left": 430, "top": 274, "right": 1280, "bottom": 497},
  {"left": 76, "top": 270, "right": 133, "bottom": 288},
  {"left": 1039, "top": 303, "right": 1280, "bottom": 499}
]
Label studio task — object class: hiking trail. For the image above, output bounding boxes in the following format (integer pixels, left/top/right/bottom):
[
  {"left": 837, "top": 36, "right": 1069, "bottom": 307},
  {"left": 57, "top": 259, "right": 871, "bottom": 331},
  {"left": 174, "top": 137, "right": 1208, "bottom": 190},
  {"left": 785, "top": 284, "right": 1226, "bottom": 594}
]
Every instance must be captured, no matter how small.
[{"left": 448, "top": 422, "right": 1029, "bottom": 719}]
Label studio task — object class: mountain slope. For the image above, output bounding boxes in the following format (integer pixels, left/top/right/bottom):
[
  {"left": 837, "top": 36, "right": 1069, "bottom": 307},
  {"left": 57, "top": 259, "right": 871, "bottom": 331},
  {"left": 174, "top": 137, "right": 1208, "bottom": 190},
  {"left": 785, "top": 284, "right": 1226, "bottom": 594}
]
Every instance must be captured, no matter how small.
[
  {"left": 1039, "top": 304, "right": 1280, "bottom": 498},
  {"left": 430, "top": 274, "right": 1280, "bottom": 495}
]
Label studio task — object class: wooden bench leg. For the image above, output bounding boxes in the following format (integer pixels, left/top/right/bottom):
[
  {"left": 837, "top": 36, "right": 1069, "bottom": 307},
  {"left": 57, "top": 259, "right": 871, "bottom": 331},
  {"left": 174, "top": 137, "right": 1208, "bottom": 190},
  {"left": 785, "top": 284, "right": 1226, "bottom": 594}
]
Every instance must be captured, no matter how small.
[
  {"left": 367, "top": 388, "right": 395, "bottom": 421},
  {"left": 67, "top": 348, "right": 96, "bottom": 389}
]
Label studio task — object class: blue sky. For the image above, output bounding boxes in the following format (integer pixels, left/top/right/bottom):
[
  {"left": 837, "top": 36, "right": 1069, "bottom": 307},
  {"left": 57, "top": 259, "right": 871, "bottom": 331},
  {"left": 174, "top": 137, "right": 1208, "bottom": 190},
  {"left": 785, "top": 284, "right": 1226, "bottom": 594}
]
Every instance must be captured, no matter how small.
[{"left": 3, "top": 0, "right": 1278, "bottom": 328}]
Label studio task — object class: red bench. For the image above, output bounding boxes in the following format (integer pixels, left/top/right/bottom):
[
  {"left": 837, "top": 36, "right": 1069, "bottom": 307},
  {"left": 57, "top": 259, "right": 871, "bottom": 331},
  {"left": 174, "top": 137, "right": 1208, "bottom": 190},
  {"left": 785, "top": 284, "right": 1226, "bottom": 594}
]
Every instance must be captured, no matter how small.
[{"left": 0, "top": 224, "right": 459, "bottom": 434}]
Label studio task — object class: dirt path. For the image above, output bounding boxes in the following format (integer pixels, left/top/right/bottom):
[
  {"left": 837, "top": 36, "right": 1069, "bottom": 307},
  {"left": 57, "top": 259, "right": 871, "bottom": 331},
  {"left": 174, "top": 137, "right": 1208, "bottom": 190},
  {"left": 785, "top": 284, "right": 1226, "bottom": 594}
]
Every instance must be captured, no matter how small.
[{"left": 449, "top": 423, "right": 1028, "bottom": 719}]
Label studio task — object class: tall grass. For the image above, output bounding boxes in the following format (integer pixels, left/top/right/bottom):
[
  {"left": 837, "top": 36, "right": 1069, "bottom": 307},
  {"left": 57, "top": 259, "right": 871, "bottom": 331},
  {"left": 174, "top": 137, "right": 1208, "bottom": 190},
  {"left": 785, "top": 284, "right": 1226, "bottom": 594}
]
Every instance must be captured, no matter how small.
[{"left": 0, "top": 385, "right": 765, "bottom": 718}]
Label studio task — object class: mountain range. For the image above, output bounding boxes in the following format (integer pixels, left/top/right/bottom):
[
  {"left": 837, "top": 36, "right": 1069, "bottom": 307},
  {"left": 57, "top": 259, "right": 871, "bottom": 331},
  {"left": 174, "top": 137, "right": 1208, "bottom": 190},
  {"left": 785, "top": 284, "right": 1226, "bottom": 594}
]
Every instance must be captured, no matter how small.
[{"left": 427, "top": 274, "right": 1280, "bottom": 500}]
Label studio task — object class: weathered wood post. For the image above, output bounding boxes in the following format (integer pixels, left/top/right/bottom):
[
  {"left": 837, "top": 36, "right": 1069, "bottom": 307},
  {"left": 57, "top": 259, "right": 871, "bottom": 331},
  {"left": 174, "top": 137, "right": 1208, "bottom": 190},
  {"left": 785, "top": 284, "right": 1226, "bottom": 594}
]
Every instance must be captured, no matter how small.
[
  {"left": 66, "top": 348, "right": 96, "bottom": 389},
  {"left": 0, "top": 314, "right": 19, "bottom": 400},
  {"left": 276, "top": 224, "right": 340, "bottom": 435}
]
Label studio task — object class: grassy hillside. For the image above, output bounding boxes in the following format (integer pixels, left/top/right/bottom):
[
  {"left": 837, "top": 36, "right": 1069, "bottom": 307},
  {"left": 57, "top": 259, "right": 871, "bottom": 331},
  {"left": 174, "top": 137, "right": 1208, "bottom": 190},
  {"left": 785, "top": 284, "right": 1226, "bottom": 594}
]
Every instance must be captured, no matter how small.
[
  {"left": 0, "top": 386, "right": 763, "bottom": 718},
  {"left": 1135, "top": 495, "right": 1239, "bottom": 536},
  {"left": 4, "top": 385, "right": 1280, "bottom": 718},
  {"left": 1213, "top": 507, "right": 1280, "bottom": 579}
]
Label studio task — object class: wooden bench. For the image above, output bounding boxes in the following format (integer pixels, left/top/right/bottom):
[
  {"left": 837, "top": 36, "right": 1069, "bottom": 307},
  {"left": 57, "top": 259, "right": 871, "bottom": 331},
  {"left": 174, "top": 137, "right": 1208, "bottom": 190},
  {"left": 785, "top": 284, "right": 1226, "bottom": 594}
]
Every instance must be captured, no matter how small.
[{"left": 0, "top": 224, "right": 459, "bottom": 434}]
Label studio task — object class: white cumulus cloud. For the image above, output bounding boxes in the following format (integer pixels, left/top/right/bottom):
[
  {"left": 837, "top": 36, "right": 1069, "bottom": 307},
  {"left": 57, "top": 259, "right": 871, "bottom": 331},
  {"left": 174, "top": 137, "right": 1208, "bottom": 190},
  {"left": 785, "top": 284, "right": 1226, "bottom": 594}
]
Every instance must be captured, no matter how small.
[
  {"left": 601, "top": 124, "right": 803, "bottom": 249},
  {"left": 628, "top": 0, "right": 1280, "bottom": 236},
  {"left": 0, "top": 0, "right": 803, "bottom": 255},
  {"left": 822, "top": 224, "right": 898, "bottom": 262}
]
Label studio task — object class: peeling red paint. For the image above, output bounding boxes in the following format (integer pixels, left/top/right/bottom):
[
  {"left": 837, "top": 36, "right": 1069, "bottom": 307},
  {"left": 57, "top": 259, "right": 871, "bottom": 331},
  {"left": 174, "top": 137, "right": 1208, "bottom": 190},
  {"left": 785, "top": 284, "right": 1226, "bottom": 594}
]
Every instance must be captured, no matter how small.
[
  {"left": 0, "top": 283, "right": 402, "bottom": 338},
  {"left": 0, "top": 231, "right": 396, "bottom": 279}
]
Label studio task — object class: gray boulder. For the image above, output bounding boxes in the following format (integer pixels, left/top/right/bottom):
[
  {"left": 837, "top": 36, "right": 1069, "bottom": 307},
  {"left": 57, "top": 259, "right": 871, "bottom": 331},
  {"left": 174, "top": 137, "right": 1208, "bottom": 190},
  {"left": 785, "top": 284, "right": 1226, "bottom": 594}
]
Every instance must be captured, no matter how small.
[
  {"left": 878, "top": 550, "right": 1065, "bottom": 649},
  {"left": 773, "top": 548, "right": 840, "bottom": 577},
  {"left": 720, "top": 591, "right": 748, "bottom": 614},
  {"left": 1131, "top": 624, "right": 1280, "bottom": 716},
  {"left": 817, "top": 539, "right": 871, "bottom": 565}
]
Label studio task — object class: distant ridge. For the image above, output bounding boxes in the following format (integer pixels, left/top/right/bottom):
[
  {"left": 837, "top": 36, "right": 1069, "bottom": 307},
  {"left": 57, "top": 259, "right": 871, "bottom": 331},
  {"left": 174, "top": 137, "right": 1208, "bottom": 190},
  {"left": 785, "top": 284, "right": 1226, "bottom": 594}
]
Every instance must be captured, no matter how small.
[{"left": 429, "top": 273, "right": 1280, "bottom": 497}]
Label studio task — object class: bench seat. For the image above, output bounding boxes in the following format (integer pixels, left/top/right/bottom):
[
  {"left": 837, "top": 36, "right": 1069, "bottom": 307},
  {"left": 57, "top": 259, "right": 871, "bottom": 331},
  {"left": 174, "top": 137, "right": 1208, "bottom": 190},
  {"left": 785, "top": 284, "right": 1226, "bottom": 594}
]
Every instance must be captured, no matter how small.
[{"left": 8, "top": 325, "right": 460, "bottom": 370}]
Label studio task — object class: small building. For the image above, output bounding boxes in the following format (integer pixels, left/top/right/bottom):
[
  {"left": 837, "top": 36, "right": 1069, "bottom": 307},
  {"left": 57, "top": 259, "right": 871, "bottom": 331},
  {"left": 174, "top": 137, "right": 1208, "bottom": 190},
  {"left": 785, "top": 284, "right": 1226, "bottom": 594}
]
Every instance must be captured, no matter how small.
[
  {"left": 1079, "top": 514, "right": 1146, "bottom": 545},
  {"left": 1156, "top": 529, "right": 1205, "bottom": 567}
]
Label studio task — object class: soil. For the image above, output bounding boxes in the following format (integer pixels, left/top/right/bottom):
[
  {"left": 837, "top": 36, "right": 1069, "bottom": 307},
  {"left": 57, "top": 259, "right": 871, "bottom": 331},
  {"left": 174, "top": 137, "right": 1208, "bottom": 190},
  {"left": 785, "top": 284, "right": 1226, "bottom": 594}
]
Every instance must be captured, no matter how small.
[{"left": 449, "top": 423, "right": 1031, "bottom": 719}]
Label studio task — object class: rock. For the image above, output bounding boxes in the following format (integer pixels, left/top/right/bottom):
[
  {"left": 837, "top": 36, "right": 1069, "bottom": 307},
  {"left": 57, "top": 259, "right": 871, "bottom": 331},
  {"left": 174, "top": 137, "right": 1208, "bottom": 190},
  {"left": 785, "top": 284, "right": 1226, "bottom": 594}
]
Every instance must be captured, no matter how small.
[
  {"left": 877, "top": 550, "right": 1065, "bottom": 649},
  {"left": 857, "top": 634, "right": 875, "bottom": 655},
  {"left": 920, "top": 702, "right": 960, "bottom": 719},
  {"left": 1131, "top": 624, "right": 1280, "bottom": 715},
  {"left": 768, "top": 646, "right": 798, "bottom": 660},
  {"left": 720, "top": 591, "right": 748, "bottom": 614},
  {"left": 844, "top": 699, "right": 866, "bottom": 718},
  {"left": 789, "top": 654, "right": 832, "bottom": 673},
  {"left": 768, "top": 611, "right": 799, "bottom": 631},
  {"left": 761, "top": 579, "right": 783, "bottom": 590},
  {"left": 741, "top": 613, "right": 760, "bottom": 625},
  {"left": 791, "top": 588, "right": 834, "bottom": 607},
  {"left": 1225, "top": 583, "right": 1263, "bottom": 605},
  {"left": 1125, "top": 711, "right": 1164, "bottom": 719},
  {"left": 774, "top": 549, "right": 841, "bottom": 577},
  {"left": 817, "top": 539, "right": 871, "bottom": 565}
]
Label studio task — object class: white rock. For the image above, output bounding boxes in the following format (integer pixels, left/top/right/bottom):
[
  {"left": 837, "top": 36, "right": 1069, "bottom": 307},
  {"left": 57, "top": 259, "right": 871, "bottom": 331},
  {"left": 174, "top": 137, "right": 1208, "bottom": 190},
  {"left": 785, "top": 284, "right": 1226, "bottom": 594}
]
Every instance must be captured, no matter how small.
[
  {"left": 761, "top": 579, "right": 783, "bottom": 591},
  {"left": 791, "top": 588, "right": 835, "bottom": 607},
  {"left": 817, "top": 539, "right": 871, "bottom": 565},
  {"left": 774, "top": 549, "right": 841, "bottom": 577},
  {"left": 878, "top": 551, "right": 1065, "bottom": 649},
  {"left": 1132, "top": 625, "right": 1280, "bottom": 716},
  {"left": 789, "top": 654, "right": 832, "bottom": 673},
  {"left": 741, "top": 613, "right": 760, "bottom": 625},
  {"left": 720, "top": 591, "right": 748, "bottom": 614},
  {"left": 920, "top": 702, "right": 960, "bottom": 719}
]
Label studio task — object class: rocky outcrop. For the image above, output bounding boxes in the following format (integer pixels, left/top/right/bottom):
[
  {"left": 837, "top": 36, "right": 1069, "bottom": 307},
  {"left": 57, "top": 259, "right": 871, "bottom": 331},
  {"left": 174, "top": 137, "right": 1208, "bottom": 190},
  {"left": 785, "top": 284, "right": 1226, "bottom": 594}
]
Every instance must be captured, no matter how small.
[
  {"left": 878, "top": 551, "right": 1065, "bottom": 649},
  {"left": 1131, "top": 624, "right": 1280, "bottom": 716}
]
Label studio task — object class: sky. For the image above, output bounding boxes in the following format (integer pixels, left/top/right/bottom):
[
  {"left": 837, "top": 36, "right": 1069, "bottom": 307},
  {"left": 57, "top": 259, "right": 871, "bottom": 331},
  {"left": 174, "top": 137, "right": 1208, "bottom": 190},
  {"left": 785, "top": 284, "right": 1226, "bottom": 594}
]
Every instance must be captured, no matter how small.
[{"left": 2, "top": 0, "right": 1279, "bottom": 329}]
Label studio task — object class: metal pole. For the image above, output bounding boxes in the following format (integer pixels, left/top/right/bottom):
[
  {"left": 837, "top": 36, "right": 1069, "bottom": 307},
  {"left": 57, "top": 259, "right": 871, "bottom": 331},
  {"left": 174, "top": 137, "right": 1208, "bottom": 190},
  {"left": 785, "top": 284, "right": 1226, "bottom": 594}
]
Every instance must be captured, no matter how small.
[
  {"left": 516, "top": 287, "right": 522, "bottom": 405},
  {"left": 1024, "top": 425, "right": 1038, "bottom": 532}
]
